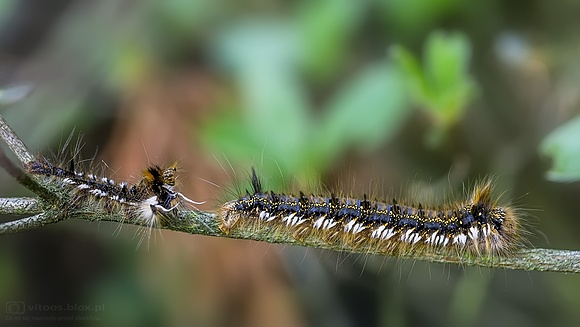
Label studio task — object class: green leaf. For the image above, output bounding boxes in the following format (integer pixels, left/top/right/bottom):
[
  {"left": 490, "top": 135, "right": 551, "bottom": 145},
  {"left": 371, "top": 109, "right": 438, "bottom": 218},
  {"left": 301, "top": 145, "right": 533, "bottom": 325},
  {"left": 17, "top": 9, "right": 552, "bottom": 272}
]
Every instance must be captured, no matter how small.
[
  {"left": 212, "top": 19, "right": 298, "bottom": 76},
  {"left": 209, "top": 20, "right": 311, "bottom": 172},
  {"left": 424, "top": 31, "right": 475, "bottom": 123},
  {"left": 315, "top": 61, "right": 409, "bottom": 165},
  {"left": 391, "top": 31, "right": 477, "bottom": 147},
  {"left": 0, "top": 85, "right": 33, "bottom": 107},
  {"left": 239, "top": 70, "right": 312, "bottom": 170},
  {"left": 539, "top": 116, "right": 580, "bottom": 182},
  {"left": 390, "top": 45, "right": 428, "bottom": 104},
  {"left": 378, "top": 0, "right": 463, "bottom": 37},
  {"left": 296, "top": 0, "right": 363, "bottom": 81}
]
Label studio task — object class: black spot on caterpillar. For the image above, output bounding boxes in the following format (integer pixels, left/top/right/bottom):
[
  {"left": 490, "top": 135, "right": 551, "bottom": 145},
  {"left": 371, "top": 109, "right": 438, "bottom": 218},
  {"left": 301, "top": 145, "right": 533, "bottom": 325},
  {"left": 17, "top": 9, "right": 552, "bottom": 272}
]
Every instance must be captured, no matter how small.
[{"left": 218, "top": 168, "right": 522, "bottom": 257}]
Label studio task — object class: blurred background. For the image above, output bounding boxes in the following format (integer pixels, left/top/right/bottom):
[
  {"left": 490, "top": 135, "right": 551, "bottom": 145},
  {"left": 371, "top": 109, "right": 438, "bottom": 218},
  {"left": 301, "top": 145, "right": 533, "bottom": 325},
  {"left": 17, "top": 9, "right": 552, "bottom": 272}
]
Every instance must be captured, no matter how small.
[{"left": 0, "top": 0, "right": 580, "bottom": 326}]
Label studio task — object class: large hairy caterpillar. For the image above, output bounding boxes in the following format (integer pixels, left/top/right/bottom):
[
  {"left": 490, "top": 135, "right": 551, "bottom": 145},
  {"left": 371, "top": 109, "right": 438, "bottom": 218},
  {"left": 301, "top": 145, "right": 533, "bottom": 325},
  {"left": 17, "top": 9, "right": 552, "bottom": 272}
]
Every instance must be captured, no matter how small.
[{"left": 218, "top": 169, "right": 522, "bottom": 257}]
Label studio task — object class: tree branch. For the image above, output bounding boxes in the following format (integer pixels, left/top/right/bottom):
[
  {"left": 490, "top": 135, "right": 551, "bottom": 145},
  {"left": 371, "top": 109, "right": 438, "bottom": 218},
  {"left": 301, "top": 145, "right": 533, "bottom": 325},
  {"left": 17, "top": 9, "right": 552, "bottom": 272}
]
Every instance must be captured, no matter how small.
[
  {"left": 0, "top": 115, "right": 35, "bottom": 164},
  {"left": 0, "top": 115, "right": 578, "bottom": 273}
]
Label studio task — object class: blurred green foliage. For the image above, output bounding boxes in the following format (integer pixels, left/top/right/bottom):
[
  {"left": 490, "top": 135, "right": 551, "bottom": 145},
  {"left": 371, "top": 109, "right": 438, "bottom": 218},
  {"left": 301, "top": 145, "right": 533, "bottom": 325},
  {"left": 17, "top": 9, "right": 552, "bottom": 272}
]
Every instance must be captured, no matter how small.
[
  {"left": 391, "top": 31, "right": 476, "bottom": 146},
  {"left": 0, "top": 85, "right": 32, "bottom": 107},
  {"left": 296, "top": 0, "right": 362, "bottom": 82},
  {"left": 540, "top": 115, "right": 580, "bottom": 182},
  {"left": 378, "top": 0, "right": 463, "bottom": 38},
  {"left": 202, "top": 16, "right": 412, "bottom": 187},
  {"left": 202, "top": 27, "right": 479, "bottom": 186}
]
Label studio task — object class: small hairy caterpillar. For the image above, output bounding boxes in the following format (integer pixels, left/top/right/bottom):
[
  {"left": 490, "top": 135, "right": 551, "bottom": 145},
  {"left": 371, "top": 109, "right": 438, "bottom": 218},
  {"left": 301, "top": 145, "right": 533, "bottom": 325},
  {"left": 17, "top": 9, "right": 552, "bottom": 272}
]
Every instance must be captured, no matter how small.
[
  {"left": 218, "top": 169, "right": 522, "bottom": 257},
  {"left": 25, "top": 158, "right": 202, "bottom": 245}
]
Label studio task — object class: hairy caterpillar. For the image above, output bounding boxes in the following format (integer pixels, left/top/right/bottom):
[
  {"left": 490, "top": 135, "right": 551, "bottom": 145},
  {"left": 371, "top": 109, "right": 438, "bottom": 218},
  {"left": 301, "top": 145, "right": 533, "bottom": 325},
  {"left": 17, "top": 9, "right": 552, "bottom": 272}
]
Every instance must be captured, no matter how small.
[
  {"left": 218, "top": 169, "right": 522, "bottom": 257},
  {"left": 25, "top": 158, "right": 202, "bottom": 245}
]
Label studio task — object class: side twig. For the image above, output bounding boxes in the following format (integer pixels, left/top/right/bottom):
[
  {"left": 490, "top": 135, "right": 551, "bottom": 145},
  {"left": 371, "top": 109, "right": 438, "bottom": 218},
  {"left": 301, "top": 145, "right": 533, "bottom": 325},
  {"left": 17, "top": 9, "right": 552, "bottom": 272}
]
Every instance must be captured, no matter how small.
[
  {"left": 0, "top": 115, "right": 35, "bottom": 164},
  {"left": 0, "top": 197, "right": 42, "bottom": 215}
]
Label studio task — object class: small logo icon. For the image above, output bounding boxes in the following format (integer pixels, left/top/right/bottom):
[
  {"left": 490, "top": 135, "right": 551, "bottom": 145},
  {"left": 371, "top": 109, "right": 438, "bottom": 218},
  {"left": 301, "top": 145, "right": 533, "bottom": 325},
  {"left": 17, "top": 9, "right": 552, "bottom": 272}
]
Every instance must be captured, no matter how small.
[{"left": 5, "top": 301, "right": 25, "bottom": 315}]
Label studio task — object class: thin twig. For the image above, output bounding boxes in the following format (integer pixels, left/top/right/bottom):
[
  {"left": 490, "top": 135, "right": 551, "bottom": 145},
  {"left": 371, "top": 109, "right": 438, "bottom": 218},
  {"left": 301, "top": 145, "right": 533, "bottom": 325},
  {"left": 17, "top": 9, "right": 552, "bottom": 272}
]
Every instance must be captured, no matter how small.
[
  {"left": 0, "top": 145, "right": 54, "bottom": 200},
  {"left": 0, "top": 115, "right": 35, "bottom": 164},
  {"left": 0, "top": 197, "right": 42, "bottom": 215},
  {"left": 0, "top": 115, "right": 578, "bottom": 273},
  {"left": 0, "top": 214, "right": 63, "bottom": 234}
]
